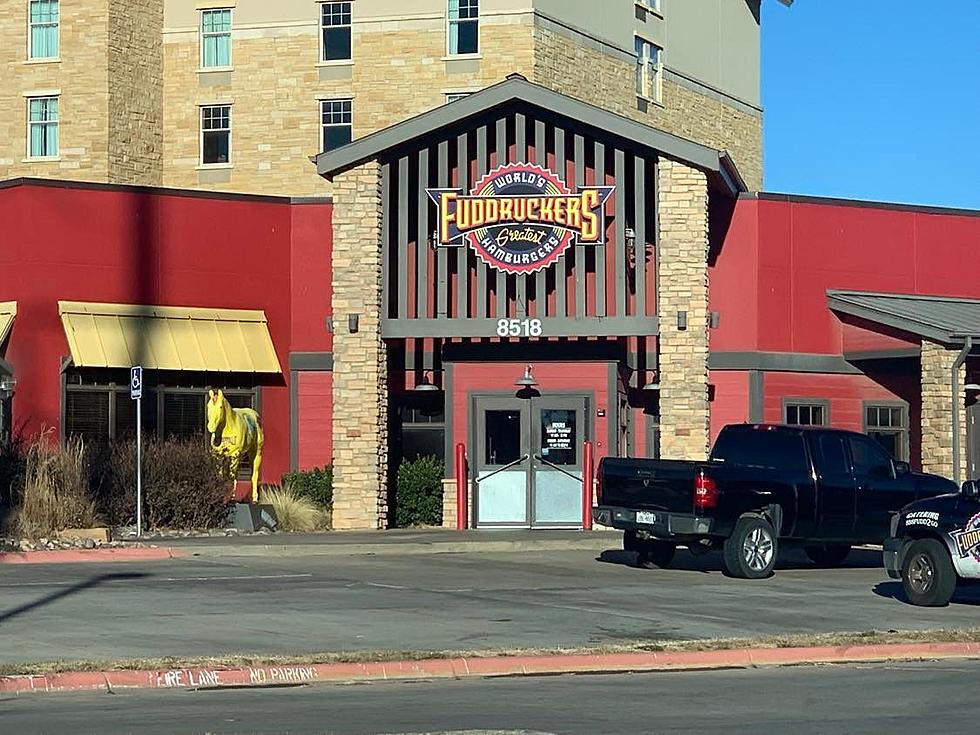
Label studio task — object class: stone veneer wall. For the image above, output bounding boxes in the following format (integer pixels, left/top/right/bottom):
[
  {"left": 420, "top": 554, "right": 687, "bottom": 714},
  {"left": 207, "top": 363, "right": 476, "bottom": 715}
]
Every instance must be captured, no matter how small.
[
  {"left": 330, "top": 161, "right": 388, "bottom": 530},
  {"left": 531, "top": 23, "right": 762, "bottom": 190},
  {"left": 921, "top": 340, "right": 967, "bottom": 481},
  {"left": 0, "top": 0, "right": 110, "bottom": 180},
  {"left": 108, "top": 0, "right": 163, "bottom": 185},
  {"left": 656, "top": 159, "right": 710, "bottom": 460},
  {"left": 161, "top": 16, "right": 534, "bottom": 195}
]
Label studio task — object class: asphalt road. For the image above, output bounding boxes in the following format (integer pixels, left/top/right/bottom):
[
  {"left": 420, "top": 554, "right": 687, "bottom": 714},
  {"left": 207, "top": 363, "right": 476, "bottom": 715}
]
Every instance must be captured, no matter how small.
[
  {"left": 4, "top": 660, "right": 978, "bottom": 734},
  {"left": 2, "top": 545, "right": 980, "bottom": 665}
]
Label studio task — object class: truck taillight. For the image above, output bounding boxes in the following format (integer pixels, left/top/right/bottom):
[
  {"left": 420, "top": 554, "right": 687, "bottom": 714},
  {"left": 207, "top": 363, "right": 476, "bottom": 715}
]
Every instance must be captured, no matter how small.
[
  {"left": 595, "top": 460, "right": 604, "bottom": 504},
  {"left": 694, "top": 472, "right": 718, "bottom": 511}
]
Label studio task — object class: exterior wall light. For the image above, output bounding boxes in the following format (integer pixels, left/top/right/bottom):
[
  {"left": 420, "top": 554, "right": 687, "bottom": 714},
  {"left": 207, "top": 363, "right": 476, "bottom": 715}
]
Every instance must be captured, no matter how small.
[
  {"left": 676, "top": 311, "right": 687, "bottom": 330},
  {"left": 348, "top": 314, "right": 359, "bottom": 333},
  {"left": 624, "top": 227, "right": 636, "bottom": 247},
  {"left": 415, "top": 371, "right": 440, "bottom": 392},
  {"left": 515, "top": 364, "right": 538, "bottom": 388},
  {"left": 0, "top": 376, "right": 16, "bottom": 399}
]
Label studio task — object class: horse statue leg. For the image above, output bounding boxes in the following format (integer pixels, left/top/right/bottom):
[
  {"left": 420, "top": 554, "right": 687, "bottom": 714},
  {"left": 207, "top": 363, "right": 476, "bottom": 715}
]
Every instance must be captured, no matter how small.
[{"left": 251, "top": 425, "right": 264, "bottom": 504}]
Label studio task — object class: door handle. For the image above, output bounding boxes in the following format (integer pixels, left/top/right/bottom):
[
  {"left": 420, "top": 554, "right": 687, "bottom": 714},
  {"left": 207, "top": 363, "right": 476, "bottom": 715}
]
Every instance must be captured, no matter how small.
[
  {"left": 532, "top": 454, "right": 581, "bottom": 481},
  {"left": 477, "top": 454, "right": 530, "bottom": 483}
]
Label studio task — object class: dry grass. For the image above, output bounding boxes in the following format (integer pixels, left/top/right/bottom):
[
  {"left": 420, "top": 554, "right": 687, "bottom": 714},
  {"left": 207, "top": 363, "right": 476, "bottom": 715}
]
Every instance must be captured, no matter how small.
[
  {"left": 18, "top": 437, "right": 99, "bottom": 537},
  {"left": 4, "top": 627, "right": 980, "bottom": 678},
  {"left": 260, "top": 483, "right": 328, "bottom": 532}
]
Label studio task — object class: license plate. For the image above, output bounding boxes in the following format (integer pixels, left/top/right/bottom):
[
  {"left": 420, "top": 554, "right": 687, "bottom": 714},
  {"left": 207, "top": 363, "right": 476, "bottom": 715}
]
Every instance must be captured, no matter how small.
[{"left": 635, "top": 511, "right": 658, "bottom": 525}]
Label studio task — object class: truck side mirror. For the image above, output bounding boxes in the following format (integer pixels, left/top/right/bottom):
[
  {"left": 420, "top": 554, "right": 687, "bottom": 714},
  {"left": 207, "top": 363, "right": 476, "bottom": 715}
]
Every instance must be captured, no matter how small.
[
  {"left": 961, "top": 480, "right": 980, "bottom": 498},
  {"left": 894, "top": 460, "right": 910, "bottom": 476}
]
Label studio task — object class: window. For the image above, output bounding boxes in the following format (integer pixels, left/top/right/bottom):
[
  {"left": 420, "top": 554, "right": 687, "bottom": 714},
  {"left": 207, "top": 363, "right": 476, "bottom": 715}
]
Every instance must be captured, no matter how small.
[
  {"left": 784, "top": 400, "right": 828, "bottom": 427},
  {"left": 634, "top": 37, "right": 662, "bottom": 102},
  {"left": 398, "top": 401, "right": 446, "bottom": 463},
  {"left": 445, "top": 92, "right": 471, "bottom": 104},
  {"left": 448, "top": 0, "right": 478, "bottom": 55},
  {"left": 28, "top": 0, "right": 59, "bottom": 59},
  {"left": 865, "top": 403, "right": 909, "bottom": 461},
  {"left": 200, "top": 8, "right": 232, "bottom": 68},
  {"left": 320, "top": 99, "right": 352, "bottom": 152},
  {"left": 320, "top": 2, "right": 351, "bottom": 62},
  {"left": 710, "top": 428, "right": 809, "bottom": 475},
  {"left": 201, "top": 105, "right": 231, "bottom": 164},
  {"left": 848, "top": 434, "right": 895, "bottom": 479},
  {"left": 27, "top": 96, "right": 59, "bottom": 158}
]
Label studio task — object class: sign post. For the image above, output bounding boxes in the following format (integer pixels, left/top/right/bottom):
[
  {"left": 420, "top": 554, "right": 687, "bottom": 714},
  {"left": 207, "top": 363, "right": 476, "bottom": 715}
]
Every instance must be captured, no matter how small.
[{"left": 130, "top": 366, "right": 143, "bottom": 538}]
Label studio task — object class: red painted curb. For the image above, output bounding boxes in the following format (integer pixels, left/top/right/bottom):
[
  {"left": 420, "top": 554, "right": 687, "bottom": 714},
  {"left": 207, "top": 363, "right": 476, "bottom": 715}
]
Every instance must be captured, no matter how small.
[
  {"left": 0, "top": 547, "right": 186, "bottom": 565},
  {"left": 4, "top": 641, "right": 980, "bottom": 695}
]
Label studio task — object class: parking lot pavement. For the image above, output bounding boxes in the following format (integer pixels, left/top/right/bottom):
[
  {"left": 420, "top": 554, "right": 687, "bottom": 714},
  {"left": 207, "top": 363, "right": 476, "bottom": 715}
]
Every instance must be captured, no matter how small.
[
  {"left": 4, "top": 660, "right": 977, "bottom": 734},
  {"left": 1, "top": 544, "right": 979, "bottom": 666}
]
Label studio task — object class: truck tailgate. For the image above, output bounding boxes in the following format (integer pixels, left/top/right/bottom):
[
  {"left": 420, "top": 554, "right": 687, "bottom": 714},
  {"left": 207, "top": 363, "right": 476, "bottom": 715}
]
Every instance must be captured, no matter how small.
[{"left": 599, "top": 458, "right": 705, "bottom": 513}]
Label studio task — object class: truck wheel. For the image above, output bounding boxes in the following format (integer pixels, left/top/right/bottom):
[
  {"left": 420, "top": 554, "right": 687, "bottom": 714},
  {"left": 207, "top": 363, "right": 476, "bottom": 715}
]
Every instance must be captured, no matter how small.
[
  {"left": 636, "top": 541, "right": 676, "bottom": 569},
  {"left": 722, "top": 515, "right": 777, "bottom": 579},
  {"left": 804, "top": 544, "right": 851, "bottom": 567},
  {"left": 901, "top": 539, "right": 956, "bottom": 607}
]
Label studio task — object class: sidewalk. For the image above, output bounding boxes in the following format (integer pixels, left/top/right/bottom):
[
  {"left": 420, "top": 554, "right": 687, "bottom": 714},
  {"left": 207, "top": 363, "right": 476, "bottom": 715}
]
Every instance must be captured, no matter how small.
[{"left": 161, "top": 528, "right": 622, "bottom": 558}]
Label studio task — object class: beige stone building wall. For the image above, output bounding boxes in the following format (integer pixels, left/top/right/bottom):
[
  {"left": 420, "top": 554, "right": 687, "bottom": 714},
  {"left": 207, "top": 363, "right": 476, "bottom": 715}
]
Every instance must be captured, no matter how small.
[
  {"left": 0, "top": 0, "right": 110, "bottom": 181},
  {"left": 330, "top": 161, "right": 389, "bottom": 530},
  {"left": 531, "top": 23, "right": 762, "bottom": 190},
  {"left": 108, "top": 0, "right": 164, "bottom": 185},
  {"left": 161, "top": 13, "right": 535, "bottom": 196},
  {"left": 921, "top": 340, "right": 968, "bottom": 481},
  {"left": 656, "top": 159, "right": 710, "bottom": 460}
]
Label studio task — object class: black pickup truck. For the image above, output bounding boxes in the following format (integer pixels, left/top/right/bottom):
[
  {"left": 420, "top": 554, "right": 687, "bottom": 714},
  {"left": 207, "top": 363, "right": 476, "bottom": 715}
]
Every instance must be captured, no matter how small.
[{"left": 593, "top": 424, "right": 956, "bottom": 578}]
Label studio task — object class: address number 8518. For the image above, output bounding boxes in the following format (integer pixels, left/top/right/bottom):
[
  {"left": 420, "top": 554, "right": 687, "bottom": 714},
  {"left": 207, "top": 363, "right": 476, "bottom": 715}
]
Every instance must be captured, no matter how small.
[{"left": 496, "top": 318, "right": 543, "bottom": 338}]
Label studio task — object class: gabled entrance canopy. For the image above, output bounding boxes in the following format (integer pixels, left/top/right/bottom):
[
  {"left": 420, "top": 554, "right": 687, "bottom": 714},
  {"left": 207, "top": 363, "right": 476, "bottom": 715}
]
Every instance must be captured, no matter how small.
[
  {"left": 828, "top": 290, "right": 980, "bottom": 345},
  {"left": 314, "top": 74, "right": 745, "bottom": 197}
]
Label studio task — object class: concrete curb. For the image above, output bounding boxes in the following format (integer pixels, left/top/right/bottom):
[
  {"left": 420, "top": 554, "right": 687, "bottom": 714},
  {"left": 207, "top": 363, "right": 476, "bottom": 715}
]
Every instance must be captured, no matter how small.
[
  {"left": 167, "top": 537, "right": 620, "bottom": 558},
  {"left": 0, "top": 547, "right": 186, "bottom": 565},
  {"left": 5, "top": 641, "right": 980, "bottom": 695}
]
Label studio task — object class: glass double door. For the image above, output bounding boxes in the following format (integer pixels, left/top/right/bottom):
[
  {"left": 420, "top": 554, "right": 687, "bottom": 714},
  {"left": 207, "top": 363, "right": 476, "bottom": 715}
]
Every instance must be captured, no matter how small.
[{"left": 473, "top": 394, "right": 588, "bottom": 528}]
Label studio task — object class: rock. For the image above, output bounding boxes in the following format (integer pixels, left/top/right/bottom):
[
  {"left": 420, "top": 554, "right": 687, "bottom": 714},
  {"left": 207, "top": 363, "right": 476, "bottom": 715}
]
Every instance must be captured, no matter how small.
[{"left": 83, "top": 538, "right": 95, "bottom": 549}]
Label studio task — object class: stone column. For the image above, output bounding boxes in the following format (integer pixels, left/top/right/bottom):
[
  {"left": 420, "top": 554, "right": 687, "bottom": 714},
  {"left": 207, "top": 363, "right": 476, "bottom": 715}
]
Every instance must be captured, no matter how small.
[
  {"left": 331, "top": 161, "right": 388, "bottom": 529},
  {"left": 921, "top": 340, "right": 967, "bottom": 481},
  {"left": 656, "top": 159, "right": 710, "bottom": 460}
]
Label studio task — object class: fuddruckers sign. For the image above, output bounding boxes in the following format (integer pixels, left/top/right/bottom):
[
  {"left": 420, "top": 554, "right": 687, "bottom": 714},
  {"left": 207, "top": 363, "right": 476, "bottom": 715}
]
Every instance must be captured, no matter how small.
[{"left": 427, "top": 163, "right": 614, "bottom": 274}]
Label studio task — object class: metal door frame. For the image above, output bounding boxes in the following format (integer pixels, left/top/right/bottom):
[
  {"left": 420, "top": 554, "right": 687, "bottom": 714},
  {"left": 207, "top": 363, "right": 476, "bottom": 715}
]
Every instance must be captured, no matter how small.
[
  {"left": 469, "top": 390, "right": 592, "bottom": 529},
  {"left": 529, "top": 393, "right": 590, "bottom": 529}
]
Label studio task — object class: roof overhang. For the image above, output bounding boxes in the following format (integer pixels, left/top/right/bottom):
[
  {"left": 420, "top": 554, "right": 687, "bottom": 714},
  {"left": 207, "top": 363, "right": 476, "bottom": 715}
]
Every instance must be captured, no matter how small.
[
  {"left": 0, "top": 301, "right": 15, "bottom": 347},
  {"left": 313, "top": 75, "right": 746, "bottom": 198},
  {"left": 827, "top": 290, "right": 980, "bottom": 346}
]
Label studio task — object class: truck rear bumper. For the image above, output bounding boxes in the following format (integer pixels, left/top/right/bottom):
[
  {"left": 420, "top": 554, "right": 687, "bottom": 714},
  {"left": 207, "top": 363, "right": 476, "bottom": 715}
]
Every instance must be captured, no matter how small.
[
  {"left": 883, "top": 537, "right": 909, "bottom": 579},
  {"left": 593, "top": 505, "right": 713, "bottom": 537}
]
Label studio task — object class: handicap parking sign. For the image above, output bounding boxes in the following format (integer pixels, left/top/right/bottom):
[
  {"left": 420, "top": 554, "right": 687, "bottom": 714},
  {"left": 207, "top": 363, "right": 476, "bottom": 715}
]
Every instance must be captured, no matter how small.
[{"left": 130, "top": 366, "right": 143, "bottom": 400}]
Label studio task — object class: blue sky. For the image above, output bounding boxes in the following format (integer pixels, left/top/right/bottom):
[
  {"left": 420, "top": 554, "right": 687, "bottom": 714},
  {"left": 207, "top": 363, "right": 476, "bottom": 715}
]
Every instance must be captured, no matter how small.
[{"left": 761, "top": 0, "right": 980, "bottom": 210}]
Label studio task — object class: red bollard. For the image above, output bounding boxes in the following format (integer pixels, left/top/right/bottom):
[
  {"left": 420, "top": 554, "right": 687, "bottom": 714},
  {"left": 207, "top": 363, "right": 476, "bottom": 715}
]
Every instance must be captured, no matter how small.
[
  {"left": 455, "top": 442, "right": 468, "bottom": 530},
  {"left": 582, "top": 440, "right": 594, "bottom": 530}
]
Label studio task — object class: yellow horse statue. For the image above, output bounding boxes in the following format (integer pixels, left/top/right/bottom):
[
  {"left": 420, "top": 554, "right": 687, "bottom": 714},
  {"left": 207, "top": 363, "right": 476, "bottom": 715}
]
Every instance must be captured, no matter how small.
[{"left": 205, "top": 389, "right": 264, "bottom": 504}]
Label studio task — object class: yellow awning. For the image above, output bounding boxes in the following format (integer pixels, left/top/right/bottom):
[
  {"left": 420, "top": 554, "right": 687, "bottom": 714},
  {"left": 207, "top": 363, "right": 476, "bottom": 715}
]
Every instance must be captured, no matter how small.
[
  {"left": 58, "top": 301, "right": 282, "bottom": 373},
  {"left": 0, "top": 301, "right": 15, "bottom": 345}
]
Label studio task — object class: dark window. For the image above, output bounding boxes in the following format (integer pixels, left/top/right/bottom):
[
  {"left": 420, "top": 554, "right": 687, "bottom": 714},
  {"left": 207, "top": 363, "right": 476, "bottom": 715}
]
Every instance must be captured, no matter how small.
[
  {"left": 540, "top": 409, "right": 576, "bottom": 466},
  {"left": 65, "top": 391, "right": 109, "bottom": 441},
  {"left": 163, "top": 392, "right": 205, "bottom": 439},
  {"left": 710, "top": 428, "right": 809, "bottom": 475},
  {"left": 115, "top": 388, "right": 158, "bottom": 439},
  {"left": 321, "top": 99, "right": 352, "bottom": 152},
  {"left": 448, "top": 0, "right": 478, "bottom": 55},
  {"left": 785, "top": 401, "right": 827, "bottom": 427},
  {"left": 848, "top": 435, "right": 894, "bottom": 478},
  {"left": 201, "top": 105, "right": 231, "bottom": 164},
  {"left": 397, "top": 399, "right": 445, "bottom": 463},
  {"left": 484, "top": 409, "right": 520, "bottom": 466},
  {"left": 321, "top": 2, "right": 351, "bottom": 61},
  {"left": 814, "top": 434, "right": 849, "bottom": 476},
  {"left": 865, "top": 404, "right": 908, "bottom": 461}
]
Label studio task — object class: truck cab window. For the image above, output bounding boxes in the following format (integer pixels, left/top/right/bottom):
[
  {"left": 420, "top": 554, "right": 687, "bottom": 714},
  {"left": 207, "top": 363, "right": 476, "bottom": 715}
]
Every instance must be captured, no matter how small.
[
  {"left": 814, "top": 434, "right": 849, "bottom": 476},
  {"left": 848, "top": 435, "right": 893, "bottom": 479}
]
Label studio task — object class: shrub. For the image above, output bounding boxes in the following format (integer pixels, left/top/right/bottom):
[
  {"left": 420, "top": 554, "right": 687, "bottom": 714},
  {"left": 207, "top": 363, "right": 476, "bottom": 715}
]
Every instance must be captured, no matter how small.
[
  {"left": 0, "top": 433, "right": 26, "bottom": 509},
  {"left": 394, "top": 455, "right": 444, "bottom": 528},
  {"left": 260, "top": 484, "right": 328, "bottom": 532},
  {"left": 90, "top": 437, "right": 235, "bottom": 530},
  {"left": 280, "top": 466, "right": 333, "bottom": 511},
  {"left": 19, "top": 437, "right": 100, "bottom": 537}
]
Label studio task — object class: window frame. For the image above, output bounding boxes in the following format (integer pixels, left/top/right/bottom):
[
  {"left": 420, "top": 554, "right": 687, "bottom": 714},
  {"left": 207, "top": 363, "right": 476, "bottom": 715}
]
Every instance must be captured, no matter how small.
[
  {"left": 319, "top": 98, "right": 352, "bottom": 153},
  {"left": 634, "top": 36, "right": 663, "bottom": 103},
  {"left": 200, "top": 103, "right": 232, "bottom": 166},
  {"left": 319, "top": 1, "right": 352, "bottom": 63},
  {"left": 199, "top": 7, "right": 233, "bottom": 70},
  {"left": 446, "top": 0, "right": 479, "bottom": 57},
  {"left": 862, "top": 400, "right": 910, "bottom": 462},
  {"left": 26, "top": 94, "right": 59, "bottom": 159},
  {"left": 444, "top": 92, "right": 471, "bottom": 104},
  {"left": 782, "top": 398, "right": 831, "bottom": 428},
  {"left": 28, "top": 0, "right": 60, "bottom": 61}
]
